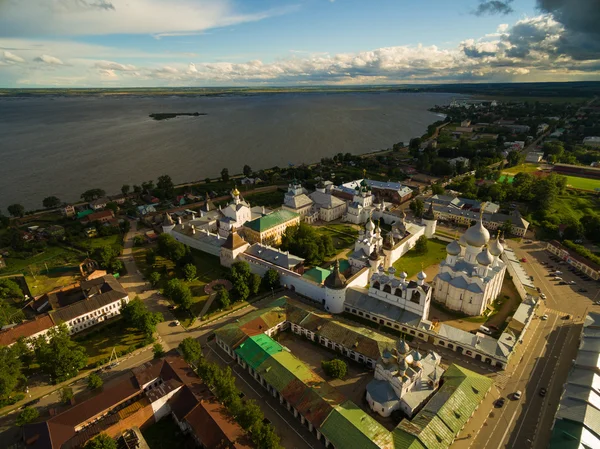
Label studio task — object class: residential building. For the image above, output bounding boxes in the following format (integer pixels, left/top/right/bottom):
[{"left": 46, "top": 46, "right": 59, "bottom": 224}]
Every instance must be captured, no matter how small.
[
  {"left": 546, "top": 240, "right": 600, "bottom": 280},
  {"left": 309, "top": 181, "right": 347, "bottom": 222},
  {"left": 61, "top": 204, "right": 75, "bottom": 217},
  {"left": 549, "top": 312, "right": 600, "bottom": 449},
  {"left": 583, "top": 136, "right": 600, "bottom": 148},
  {"left": 0, "top": 276, "right": 129, "bottom": 347},
  {"left": 243, "top": 209, "right": 300, "bottom": 245},
  {"left": 22, "top": 355, "right": 253, "bottom": 449},
  {"left": 89, "top": 197, "right": 109, "bottom": 210},
  {"left": 137, "top": 204, "right": 156, "bottom": 216},
  {"left": 448, "top": 156, "right": 469, "bottom": 167},
  {"left": 525, "top": 151, "right": 544, "bottom": 163},
  {"left": 433, "top": 222, "right": 507, "bottom": 316},
  {"left": 81, "top": 210, "right": 115, "bottom": 225},
  {"left": 335, "top": 179, "right": 413, "bottom": 205}
]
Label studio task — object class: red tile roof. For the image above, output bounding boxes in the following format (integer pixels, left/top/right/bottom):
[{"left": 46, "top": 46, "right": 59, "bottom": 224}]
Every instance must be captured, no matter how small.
[{"left": 0, "top": 314, "right": 54, "bottom": 346}]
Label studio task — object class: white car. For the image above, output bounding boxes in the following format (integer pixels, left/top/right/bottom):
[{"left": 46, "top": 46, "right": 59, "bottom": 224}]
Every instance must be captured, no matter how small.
[
  {"left": 540, "top": 293, "right": 546, "bottom": 300},
  {"left": 541, "top": 314, "right": 548, "bottom": 320},
  {"left": 513, "top": 390, "right": 522, "bottom": 400}
]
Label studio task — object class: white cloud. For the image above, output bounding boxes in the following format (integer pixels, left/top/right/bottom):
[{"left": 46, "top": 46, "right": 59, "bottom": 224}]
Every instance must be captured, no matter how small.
[
  {"left": 33, "top": 54, "right": 64, "bottom": 65},
  {"left": 94, "top": 60, "right": 136, "bottom": 71},
  {"left": 0, "top": 0, "right": 297, "bottom": 37},
  {"left": 3, "top": 51, "right": 25, "bottom": 63},
  {"left": 497, "top": 23, "right": 509, "bottom": 32}
]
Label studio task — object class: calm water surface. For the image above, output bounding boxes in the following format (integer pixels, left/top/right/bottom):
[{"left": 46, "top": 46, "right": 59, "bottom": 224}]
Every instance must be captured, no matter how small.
[{"left": 0, "top": 92, "right": 452, "bottom": 210}]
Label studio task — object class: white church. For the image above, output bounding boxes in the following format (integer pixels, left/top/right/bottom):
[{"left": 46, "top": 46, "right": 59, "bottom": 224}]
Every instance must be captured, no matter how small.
[{"left": 432, "top": 216, "right": 507, "bottom": 316}]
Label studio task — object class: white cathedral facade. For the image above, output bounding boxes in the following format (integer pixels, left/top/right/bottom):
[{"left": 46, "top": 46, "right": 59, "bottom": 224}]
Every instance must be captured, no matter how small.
[{"left": 432, "top": 219, "right": 506, "bottom": 316}]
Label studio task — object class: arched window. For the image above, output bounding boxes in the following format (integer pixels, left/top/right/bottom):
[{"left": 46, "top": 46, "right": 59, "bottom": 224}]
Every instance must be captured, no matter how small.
[
  {"left": 372, "top": 282, "right": 381, "bottom": 290},
  {"left": 383, "top": 284, "right": 392, "bottom": 294},
  {"left": 410, "top": 290, "right": 421, "bottom": 304},
  {"left": 394, "top": 288, "right": 403, "bottom": 297}
]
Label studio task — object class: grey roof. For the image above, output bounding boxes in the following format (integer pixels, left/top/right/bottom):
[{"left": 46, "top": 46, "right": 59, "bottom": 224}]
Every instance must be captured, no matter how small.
[
  {"left": 556, "top": 397, "right": 600, "bottom": 438},
  {"left": 567, "top": 368, "right": 600, "bottom": 394},
  {"left": 50, "top": 276, "right": 128, "bottom": 324},
  {"left": 431, "top": 203, "right": 529, "bottom": 229},
  {"left": 366, "top": 380, "right": 399, "bottom": 406},
  {"left": 309, "top": 190, "right": 345, "bottom": 209},
  {"left": 585, "top": 312, "right": 600, "bottom": 329},
  {"left": 171, "top": 227, "right": 228, "bottom": 248},
  {"left": 245, "top": 243, "right": 304, "bottom": 270},
  {"left": 512, "top": 300, "right": 536, "bottom": 326},
  {"left": 337, "top": 179, "right": 412, "bottom": 197},
  {"left": 437, "top": 324, "right": 476, "bottom": 346},
  {"left": 449, "top": 276, "right": 469, "bottom": 289},
  {"left": 345, "top": 287, "right": 423, "bottom": 327},
  {"left": 284, "top": 193, "right": 313, "bottom": 209}
]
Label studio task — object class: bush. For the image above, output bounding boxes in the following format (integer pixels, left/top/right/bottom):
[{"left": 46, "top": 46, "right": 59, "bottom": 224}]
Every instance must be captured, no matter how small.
[
  {"left": 216, "top": 289, "right": 231, "bottom": 309},
  {"left": 321, "top": 359, "right": 347, "bottom": 379},
  {"left": 16, "top": 407, "right": 39, "bottom": 426},
  {"left": 414, "top": 235, "right": 428, "bottom": 255},
  {"left": 153, "top": 343, "right": 165, "bottom": 358},
  {"left": 87, "top": 372, "right": 103, "bottom": 390},
  {"left": 59, "top": 386, "right": 74, "bottom": 404}
]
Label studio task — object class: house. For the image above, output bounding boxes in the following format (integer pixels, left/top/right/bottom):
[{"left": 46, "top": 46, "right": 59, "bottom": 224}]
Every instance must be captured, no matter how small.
[
  {"left": 81, "top": 210, "right": 115, "bottom": 225},
  {"left": 22, "top": 354, "right": 254, "bottom": 449},
  {"left": 460, "top": 119, "right": 471, "bottom": 127},
  {"left": 583, "top": 136, "right": 600, "bottom": 148},
  {"left": 137, "top": 204, "right": 156, "bottom": 216},
  {"left": 0, "top": 275, "right": 130, "bottom": 347},
  {"left": 335, "top": 179, "right": 413, "bottom": 205},
  {"left": 61, "top": 205, "right": 75, "bottom": 217},
  {"left": 89, "top": 197, "right": 109, "bottom": 210},
  {"left": 525, "top": 152, "right": 544, "bottom": 163}
]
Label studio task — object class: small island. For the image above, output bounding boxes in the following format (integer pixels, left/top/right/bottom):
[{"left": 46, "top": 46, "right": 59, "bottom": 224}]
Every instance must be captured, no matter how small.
[{"left": 149, "top": 112, "right": 207, "bottom": 121}]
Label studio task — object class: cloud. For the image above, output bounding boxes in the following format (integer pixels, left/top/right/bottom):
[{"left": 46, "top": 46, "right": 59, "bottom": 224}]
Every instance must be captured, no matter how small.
[
  {"left": 473, "top": 1, "right": 514, "bottom": 16},
  {"left": 94, "top": 60, "right": 136, "bottom": 71},
  {"left": 33, "top": 54, "right": 64, "bottom": 65},
  {"left": 3, "top": 51, "right": 25, "bottom": 63},
  {"left": 0, "top": 0, "right": 297, "bottom": 37}
]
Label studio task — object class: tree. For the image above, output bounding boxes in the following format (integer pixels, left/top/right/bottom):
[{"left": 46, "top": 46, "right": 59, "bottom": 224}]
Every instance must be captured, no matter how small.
[
  {"left": 235, "top": 282, "right": 250, "bottom": 302},
  {"left": 431, "top": 183, "right": 445, "bottom": 195},
  {"left": 133, "top": 185, "right": 142, "bottom": 194},
  {"left": 121, "top": 185, "right": 130, "bottom": 196},
  {"left": 153, "top": 343, "right": 165, "bottom": 358},
  {"left": 252, "top": 422, "right": 282, "bottom": 449},
  {"left": 16, "top": 407, "right": 39, "bottom": 426},
  {"left": 0, "top": 346, "right": 23, "bottom": 401},
  {"left": 59, "top": 386, "right": 74, "bottom": 404},
  {"left": 183, "top": 263, "right": 197, "bottom": 282},
  {"left": 250, "top": 273, "right": 261, "bottom": 296},
  {"left": 95, "top": 245, "right": 120, "bottom": 270},
  {"left": 42, "top": 196, "right": 61, "bottom": 209},
  {"left": 414, "top": 235, "right": 428, "bottom": 255},
  {"left": 238, "top": 400, "right": 264, "bottom": 430},
  {"left": 157, "top": 174, "right": 175, "bottom": 199},
  {"left": 213, "top": 366, "right": 238, "bottom": 405},
  {"left": 409, "top": 137, "right": 422, "bottom": 150},
  {"left": 133, "top": 235, "right": 146, "bottom": 247},
  {"left": 157, "top": 234, "right": 186, "bottom": 262},
  {"left": 105, "top": 202, "right": 119, "bottom": 214},
  {"left": 280, "top": 223, "right": 330, "bottom": 266},
  {"left": 263, "top": 269, "right": 280, "bottom": 289},
  {"left": 149, "top": 271, "right": 161, "bottom": 287},
  {"left": 165, "top": 279, "right": 193, "bottom": 311},
  {"left": 34, "top": 324, "right": 87, "bottom": 383},
  {"left": 80, "top": 189, "right": 106, "bottom": 202},
  {"left": 506, "top": 150, "right": 524, "bottom": 167},
  {"left": 0, "top": 212, "right": 9, "bottom": 228},
  {"left": 500, "top": 220, "right": 513, "bottom": 236},
  {"left": 321, "top": 359, "right": 347, "bottom": 379},
  {"left": 145, "top": 249, "right": 156, "bottom": 266},
  {"left": 243, "top": 165, "right": 252, "bottom": 177},
  {"left": 178, "top": 337, "right": 203, "bottom": 364},
  {"left": 7, "top": 204, "right": 25, "bottom": 218},
  {"left": 221, "top": 168, "right": 230, "bottom": 182},
  {"left": 216, "top": 289, "right": 231, "bottom": 309},
  {"left": 409, "top": 199, "right": 424, "bottom": 218},
  {"left": 0, "top": 278, "right": 24, "bottom": 301},
  {"left": 121, "top": 297, "right": 163, "bottom": 337},
  {"left": 83, "top": 434, "right": 117, "bottom": 449},
  {"left": 87, "top": 372, "right": 103, "bottom": 390}
]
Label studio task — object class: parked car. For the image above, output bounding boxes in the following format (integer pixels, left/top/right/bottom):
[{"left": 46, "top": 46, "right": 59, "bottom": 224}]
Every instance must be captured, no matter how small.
[
  {"left": 568, "top": 280, "right": 576, "bottom": 285},
  {"left": 494, "top": 398, "right": 506, "bottom": 408},
  {"left": 578, "top": 288, "right": 588, "bottom": 293},
  {"left": 540, "top": 293, "right": 546, "bottom": 300},
  {"left": 521, "top": 258, "right": 527, "bottom": 262},
  {"left": 539, "top": 387, "right": 547, "bottom": 397},
  {"left": 513, "top": 390, "right": 522, "bottom": 400},
  {"left": 541, "top": 314, "right": 548, "bottom": 320},
  {"left": 563, "top": 315, "right": 571, "bottom": 320},
  {"left": 559, "top": 281, "right": 568, "bottom": 285},
  {"left": 536, "top": 287, "right": 542, "bottom": 293},
  {"left": 595, "top": 301, "right": 600, "bottom": 306}
]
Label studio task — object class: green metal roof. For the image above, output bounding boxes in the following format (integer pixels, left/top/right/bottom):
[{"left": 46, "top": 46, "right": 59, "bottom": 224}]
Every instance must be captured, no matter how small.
[
  {"left": 338, "top": 259, "right": 351, "bottom": 273},
  {"left": 77, "top": 209, "right": 93, "bottom": 219},
  {"left": 302, "top": 267, "right": 332, "bottom": 284},
  {"left": 244, "top": 209, "right": 299, "bottom": 232},
  {"left": 549, "top": 420, "right": 592, "bottom": 449},
  {"left": 392, "top": 429, "right": 427, "bottom": 449},
  {"left": 234, "top": 334, "right": 283, "bottom": 371},
  {"left": 320, "top": 400, "right": 393, "bottom": 449}
]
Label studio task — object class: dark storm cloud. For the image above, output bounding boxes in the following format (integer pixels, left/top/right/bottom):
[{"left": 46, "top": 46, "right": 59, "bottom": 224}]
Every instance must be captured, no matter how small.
[
  {"left": 473, "top": 1, "right": 514, "bottom": 16},
  {"left": 462, "top": 45, "right": 497, "bottom": 58},
  {"left": 537, "top": 0, "right": 600, "bottom": 36}
]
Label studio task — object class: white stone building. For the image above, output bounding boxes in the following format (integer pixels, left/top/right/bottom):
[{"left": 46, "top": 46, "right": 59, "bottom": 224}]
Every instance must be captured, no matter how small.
[
  {"left": 282, "top": 180, "right": 314, "bottom": 219},
  {"left": 344, "top": 180, "right": 376, "bottom": 224},
  {"left": 308, "top": 181, "right": 347, "bottom": 222},
  {"left": 366, "top": 340, "right": 443, "bottom": 418},
  {"left": 433, "top": 220, "right": 507, "bottom": 316}
]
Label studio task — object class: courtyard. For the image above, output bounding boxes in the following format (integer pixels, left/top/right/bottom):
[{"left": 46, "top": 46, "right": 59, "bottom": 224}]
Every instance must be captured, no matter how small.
[
  {"left": 275, "top": 332, "right": 398, "bottom": 431},
  {"left": 392, "top": 238, "right": 447, "bottom": 278}
]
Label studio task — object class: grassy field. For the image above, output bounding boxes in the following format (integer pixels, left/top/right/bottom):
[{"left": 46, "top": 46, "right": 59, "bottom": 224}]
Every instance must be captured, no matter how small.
[
  {"left": 392, "top": 238, "right": 447, "bottom": 278},
  {"left": 87, "top": 234, "right": 122, "bottom": 249},
  {"left": 502, "top": 163, "right": 540, "bottom": 175},
  {"left": 74, "top": 318, "right": 147, "bottom": 367},
  {"left": 26, "top": 271, "right": 80, "bottom": 297},
  {"left": 564, "top": 175, "right": 600, "bottom": 191},
  {"left": 551, "top": 193, "right": 599, "bottom": 221},
  {"left": 133, "top": 245, "right": 228, "bottom": 326},
  {"left": 0, "top": 245, "right": 82, "bottom": 275},
  {"left": 315, "top": 224, "right": 359, "bottom": 255}
]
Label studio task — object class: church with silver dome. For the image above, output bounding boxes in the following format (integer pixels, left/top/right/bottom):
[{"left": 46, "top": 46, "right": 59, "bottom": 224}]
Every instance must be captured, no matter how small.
[{"left": 432, "top": 215, "right": 507, "bottom": 316}]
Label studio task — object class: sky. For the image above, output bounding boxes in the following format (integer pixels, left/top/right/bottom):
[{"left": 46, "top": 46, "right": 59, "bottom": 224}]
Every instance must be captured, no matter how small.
[{"left": 0, "top": 0, "right": 599, "bottom": 87}]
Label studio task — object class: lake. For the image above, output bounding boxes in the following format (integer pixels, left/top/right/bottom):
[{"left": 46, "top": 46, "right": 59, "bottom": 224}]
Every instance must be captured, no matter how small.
[{"left": 0, "top": 92, "right": 452, "bottom": 210}]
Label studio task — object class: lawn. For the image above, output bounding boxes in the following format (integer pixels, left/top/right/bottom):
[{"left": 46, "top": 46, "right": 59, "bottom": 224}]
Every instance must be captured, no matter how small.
[
  {"left": 498, "top": 175, "right": 514, "bottom": 184},
  {"left": 315, "top": 224, "right": 359, "bottom": 254},
  {"left": 87, "top": 234, "right": 122, "bottom": 249},
  {"left": 142, "top": 416, "right": 190, "bottom": 449},
  {"left": 392, "top": 238, "right": 447, "bottom": 278},
  {"left": 502, "top": 163, "right": 540, "bottom": 175},
  {"left": 564, "top": 175, "right": 600, "bottom": 192},
  {"left": 0, "top": 245, "right": 82, "bottom": 275},
  {"left": 74, "top": 317, "right": 148, "bottom": 367},
  {"left": 551, "top": 193, "right": 599, "bottom": 221},
  {"left": 26, "top": 271, "right": 80, "bottom": 297}
]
